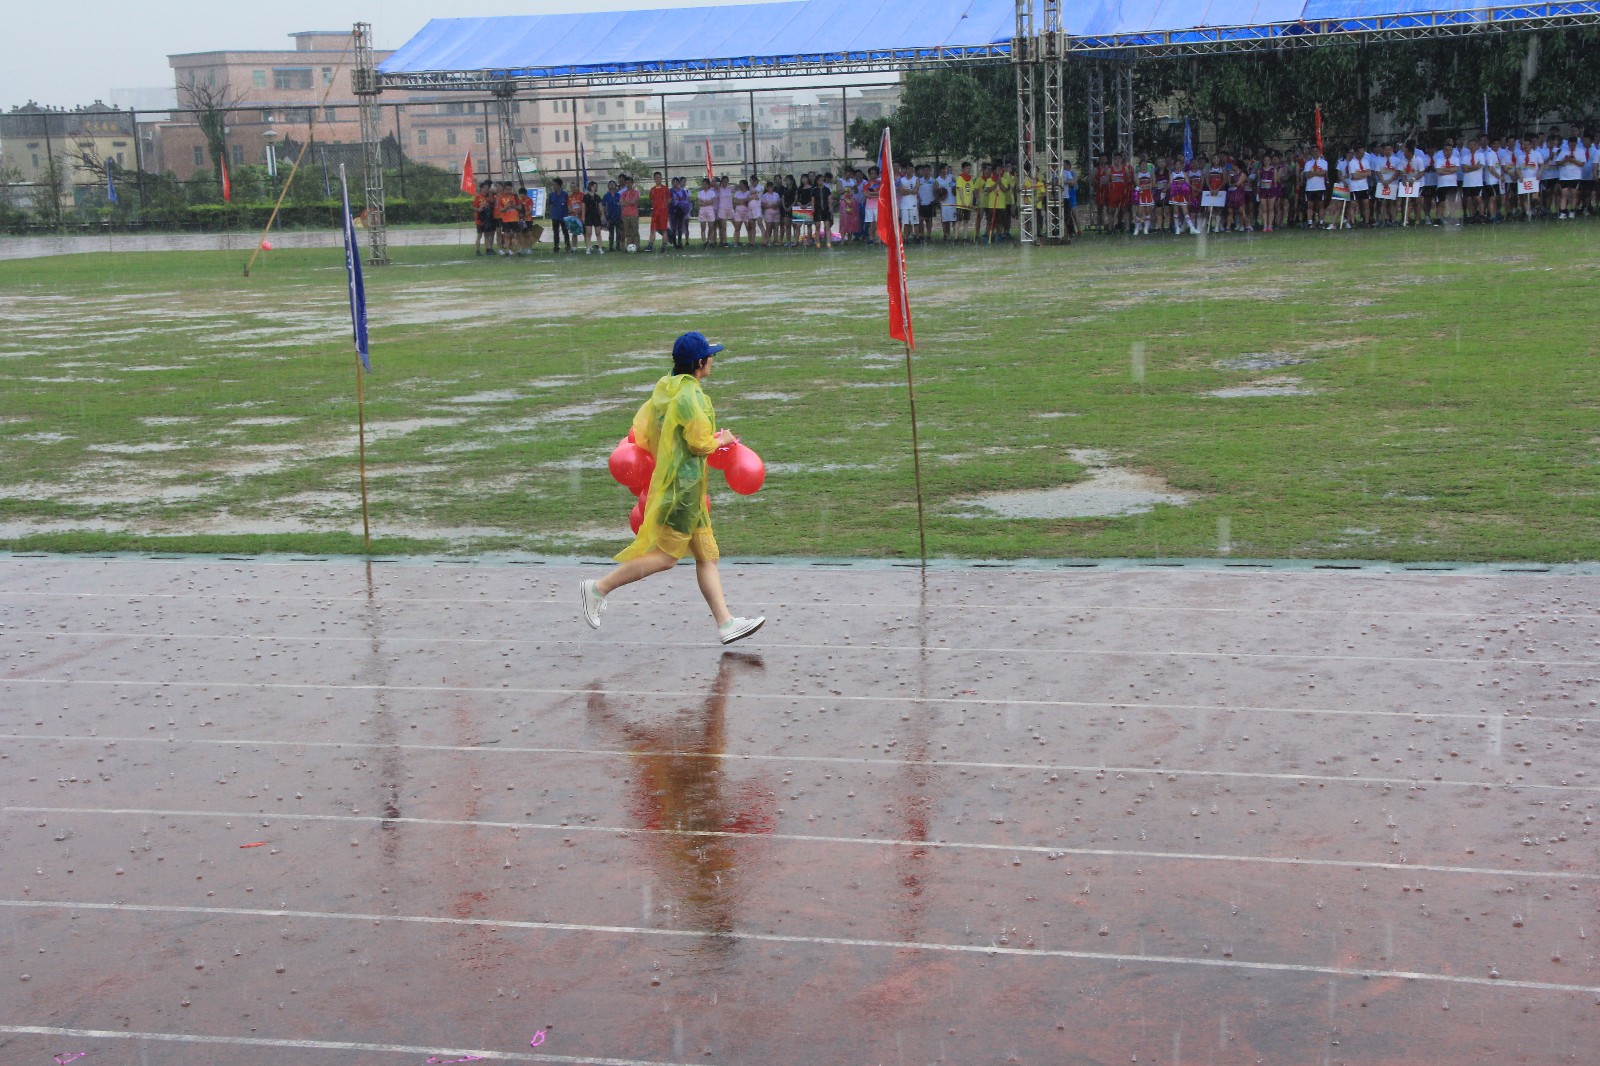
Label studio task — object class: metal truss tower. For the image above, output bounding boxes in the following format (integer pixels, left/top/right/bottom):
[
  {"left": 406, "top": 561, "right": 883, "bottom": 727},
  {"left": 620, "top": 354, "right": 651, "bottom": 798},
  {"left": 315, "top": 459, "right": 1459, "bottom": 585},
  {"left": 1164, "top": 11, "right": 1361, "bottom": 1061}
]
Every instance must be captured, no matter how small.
[
  {"left": 1038, "top": 0, "right": 1066, "bottom": 242},
  {"left": 1086, "top": 63, "right": 1105, "bottom": 162},
  {"left": 1113, "top": 60, "right": 1134, "bottom": 163},
  {"left": 1014, "top": 0, "right": 1037, "bottom": 243},
  {"left": 492, "top": 82, "right": 519, "bottom": 189},
  {"left": 352, "top": 22, "right": 390, "bottom": 265}
]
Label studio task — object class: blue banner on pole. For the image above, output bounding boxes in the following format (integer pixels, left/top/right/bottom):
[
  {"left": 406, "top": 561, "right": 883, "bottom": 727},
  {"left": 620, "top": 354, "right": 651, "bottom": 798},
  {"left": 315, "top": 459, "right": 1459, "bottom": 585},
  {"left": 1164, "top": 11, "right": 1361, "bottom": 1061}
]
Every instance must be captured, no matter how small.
[
  {"left": 338, "top": 165, "right": 370, "bottom": 372},
  {"left": 578, "top": 140, "right": 588, "bottom": 193},
  {"left": 106, "top": 163, "right": 118, "bottom": 205},
  {"left": 1183, "top": 119, "right": 1193, "bottom": 165}
]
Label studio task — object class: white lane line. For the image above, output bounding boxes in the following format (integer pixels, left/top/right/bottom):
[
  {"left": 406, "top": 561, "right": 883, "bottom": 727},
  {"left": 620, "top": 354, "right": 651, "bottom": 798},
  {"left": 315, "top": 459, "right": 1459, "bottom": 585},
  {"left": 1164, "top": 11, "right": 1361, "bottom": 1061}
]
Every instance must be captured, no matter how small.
[
  {"left": 4, "top": 899, "right": 1596, "bottom": 995},
  {"left": 4, "top": 731, "right": 1587, "bottom": 794},
  {"left": 0, "top": 1025, "right": 666, "bottom": 1065},
  {"left": 1, "top": 675, "right": 1577, "bottom": 728},
  {"left": 6, "top": 589, "right": 1593, "bottom": 624},
  {"left": 11, "top": 628, "right": 1593, "bottom": 668},
  {"left": 10, "top": 805, "right": 1598, "bottom": 883},
  {"left": 6, "top": 726, "right": 1587, "bottom": 793}
]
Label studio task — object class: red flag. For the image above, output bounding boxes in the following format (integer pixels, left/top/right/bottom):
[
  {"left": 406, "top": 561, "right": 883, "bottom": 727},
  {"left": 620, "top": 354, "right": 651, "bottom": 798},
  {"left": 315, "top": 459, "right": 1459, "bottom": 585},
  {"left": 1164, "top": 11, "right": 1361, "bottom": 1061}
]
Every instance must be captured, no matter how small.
[
  {"left": 875, "top": 127, "right": 913, "bottom": 349},
  {"left": 1315, "top": 105, "right": 1323, "bottom": 157},
  {"left": 705, "top": 138, "right": 714, "bottom": 181},
  {"left": 220, "top": 154, "right": 231, "bottom": 203},
  {"left": 460, "top": 152, "right": 476, "bottom": 194}
]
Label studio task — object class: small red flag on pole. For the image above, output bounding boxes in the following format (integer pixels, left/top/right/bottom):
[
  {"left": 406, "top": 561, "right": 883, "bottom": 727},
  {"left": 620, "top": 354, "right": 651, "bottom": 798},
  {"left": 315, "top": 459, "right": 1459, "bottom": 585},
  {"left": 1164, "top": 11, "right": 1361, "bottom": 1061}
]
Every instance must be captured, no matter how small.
[
  {"left": 875, "top": 125, "right": 925, "bottom": 565},
  {"left": 220, "top": 154, "right": 231, "bottom": 203},
  {"left": 460, "top": 152, "right": 476, "bottom": 194},
  {"left": 1315, "top": 104, "right": 1323, "bottom": 157},
  {"left": 705, "top": 138, "right": 714, "bottom": 181},
  {"left": 875, "top": 127, "right": 913, "bottom": 349}
]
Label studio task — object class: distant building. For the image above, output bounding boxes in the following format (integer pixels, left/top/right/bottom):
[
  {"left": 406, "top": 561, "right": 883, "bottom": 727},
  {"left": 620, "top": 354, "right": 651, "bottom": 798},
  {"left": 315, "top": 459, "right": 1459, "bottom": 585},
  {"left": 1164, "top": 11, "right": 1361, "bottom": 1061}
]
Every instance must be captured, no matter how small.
[{"left": 0, "top": 101, "right": 138, "bottom": 188}]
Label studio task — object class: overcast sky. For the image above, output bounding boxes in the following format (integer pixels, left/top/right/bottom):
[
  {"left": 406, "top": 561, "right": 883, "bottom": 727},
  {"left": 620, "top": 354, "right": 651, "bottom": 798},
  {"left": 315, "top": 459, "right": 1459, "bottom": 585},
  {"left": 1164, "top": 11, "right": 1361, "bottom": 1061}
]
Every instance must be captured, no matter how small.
[{"left": 1, "top": 0, "right": 778, "bottom": 110}]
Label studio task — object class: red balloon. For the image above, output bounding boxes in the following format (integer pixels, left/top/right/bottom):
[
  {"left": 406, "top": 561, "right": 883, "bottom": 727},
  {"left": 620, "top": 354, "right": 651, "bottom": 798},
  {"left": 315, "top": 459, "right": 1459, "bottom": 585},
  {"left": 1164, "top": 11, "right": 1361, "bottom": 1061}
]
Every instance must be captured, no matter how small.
[
  {"left": 627, "top": 427, "right": 636, "bottom": 444},
  {"left": 608, "top": 438, "right": 637, "bottom": 488},
  {"left": 609, "top": 440, "right": 654, "bottom": 493},
  {"left": 708, "top": 438, "right": 739, "bottom": 471},
  {"left": 723, "top": 442, "right": 765, "bottom": 495},
  {"left": 631, "top": 446, "right": 655, "bottom": 493},
  {"left": 629, "top": 494, "right": 645, "bottom": 534}
]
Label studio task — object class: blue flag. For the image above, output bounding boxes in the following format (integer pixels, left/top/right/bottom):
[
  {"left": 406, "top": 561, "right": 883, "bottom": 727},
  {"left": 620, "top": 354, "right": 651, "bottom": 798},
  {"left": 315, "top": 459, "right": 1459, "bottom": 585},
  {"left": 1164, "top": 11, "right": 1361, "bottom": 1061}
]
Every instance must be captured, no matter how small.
[
  {"left": 338, "top": 165, "right": 370, "bottom": 372},
  {"left": 1183, "top": 119, "right": 1193, "bottom": 165},
  {"left": 106, "top": 162, "right": 118, "bottom": 205},
  {"left": 578, "top": 140, "right": 587, "bottom": 193},
  {"left": 1482, "top": 93, "right": 1489, "bottom": 136}
]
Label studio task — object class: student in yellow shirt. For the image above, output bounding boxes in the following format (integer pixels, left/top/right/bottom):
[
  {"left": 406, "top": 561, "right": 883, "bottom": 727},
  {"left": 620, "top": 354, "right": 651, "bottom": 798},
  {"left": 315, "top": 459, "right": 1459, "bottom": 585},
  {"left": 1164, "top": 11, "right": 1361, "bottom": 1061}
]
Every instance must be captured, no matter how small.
[
  {"left": 998, "top": 165, "right": 1018, "bottom": 239},
  {"left": 954, "top": 161, "right": 975, "bottom": 242},
  {"left": 977, "top": 164, "right": 999, "bottom": 240}
]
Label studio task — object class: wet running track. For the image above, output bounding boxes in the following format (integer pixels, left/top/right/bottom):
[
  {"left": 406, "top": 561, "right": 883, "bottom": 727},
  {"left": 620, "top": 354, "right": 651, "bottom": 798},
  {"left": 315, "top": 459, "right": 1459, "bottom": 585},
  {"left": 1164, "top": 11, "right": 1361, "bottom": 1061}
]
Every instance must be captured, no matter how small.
[{"left": 2, "top": 554, "right": 1596, "bottom": 1065}]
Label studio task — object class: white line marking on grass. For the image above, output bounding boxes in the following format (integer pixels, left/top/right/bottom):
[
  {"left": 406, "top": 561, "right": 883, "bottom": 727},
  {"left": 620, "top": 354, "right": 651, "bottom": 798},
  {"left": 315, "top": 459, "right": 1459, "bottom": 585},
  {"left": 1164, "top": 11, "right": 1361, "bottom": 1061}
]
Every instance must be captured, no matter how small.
[
  {"left": 9, "top": 805, "right": 1598, "bottom": 882},
  {"left": 3, "top": 900, "right": 1597, "bottom": 995},
  {"left": 0, "top": 1025, "right": 665, "bottom": 1065},
  {"left": 15, "top": 628, "right": 1596, "bottom": 668},
  {"left": 2, "top": 730, "right": 1587, "bottom": 793}
]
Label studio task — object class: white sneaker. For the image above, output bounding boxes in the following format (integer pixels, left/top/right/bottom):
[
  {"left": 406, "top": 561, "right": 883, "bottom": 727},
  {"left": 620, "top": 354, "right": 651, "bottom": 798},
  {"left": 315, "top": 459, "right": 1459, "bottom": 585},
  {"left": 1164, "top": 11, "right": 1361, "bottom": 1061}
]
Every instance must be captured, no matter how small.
[
  {"left": 580, "top": 580, "right": 606, "bottom": 629},
  {"left": 718, "top": 615, "right": 765, "bottom": 645}
]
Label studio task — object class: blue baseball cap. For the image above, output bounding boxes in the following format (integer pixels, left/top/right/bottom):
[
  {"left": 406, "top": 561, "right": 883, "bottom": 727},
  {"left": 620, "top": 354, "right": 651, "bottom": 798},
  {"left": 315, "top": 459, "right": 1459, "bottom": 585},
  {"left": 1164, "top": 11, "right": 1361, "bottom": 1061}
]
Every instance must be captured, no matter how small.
[{"left": 672, "top": 331, "right": 724, "bottom": 368}]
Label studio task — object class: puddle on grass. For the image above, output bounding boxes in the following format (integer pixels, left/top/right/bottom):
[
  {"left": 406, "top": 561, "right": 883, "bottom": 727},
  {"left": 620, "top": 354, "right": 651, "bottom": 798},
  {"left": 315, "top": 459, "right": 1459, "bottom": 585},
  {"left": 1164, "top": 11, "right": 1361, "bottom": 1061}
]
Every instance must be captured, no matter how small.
[
  {"left": 229, "top": 416, "right": 302, "bottom": 427},
  {"left": 1215, "top": 355, "right": 1310, "bottom": 372},
  {"left": 1208, "top": 376, "right": 1320, "bottom": 398},
  {"left": 950, "top": 448, "right": 1193, "bottom": 519},
  {"left": 87, "top": 442, "right": 189, "bottom": 454},
  {"left": 444, "top": 390, "right": 525, "bottom": 405}
]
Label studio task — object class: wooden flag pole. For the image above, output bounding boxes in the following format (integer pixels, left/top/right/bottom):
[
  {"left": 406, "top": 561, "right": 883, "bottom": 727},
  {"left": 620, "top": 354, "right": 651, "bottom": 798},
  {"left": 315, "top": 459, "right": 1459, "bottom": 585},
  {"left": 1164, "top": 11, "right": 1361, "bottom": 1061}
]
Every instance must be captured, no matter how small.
[
  {"left": 901, "top": 339, "right": 928, "bottom": 567},
  {"left": 355, "top": 357, "right": 372, "bottom": 551}
]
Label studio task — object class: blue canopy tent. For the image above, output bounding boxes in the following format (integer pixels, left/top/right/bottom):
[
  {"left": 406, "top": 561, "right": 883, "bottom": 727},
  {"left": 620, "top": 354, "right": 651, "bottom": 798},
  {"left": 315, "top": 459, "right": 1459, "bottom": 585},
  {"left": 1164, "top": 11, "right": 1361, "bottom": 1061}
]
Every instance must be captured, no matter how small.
[
  {"left": 376, "top": 0, "right": 1600, "bottom": 87},
  {"left": 353, "top": 0, "right": 1599, "bottom": 250}
]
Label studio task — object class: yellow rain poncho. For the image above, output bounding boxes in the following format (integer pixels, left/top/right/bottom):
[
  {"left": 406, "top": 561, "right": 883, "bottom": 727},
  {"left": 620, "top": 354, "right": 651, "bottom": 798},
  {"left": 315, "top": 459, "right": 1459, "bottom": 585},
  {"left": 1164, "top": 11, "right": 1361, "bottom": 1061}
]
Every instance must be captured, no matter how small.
[{"left": 616, "top": 373, "right": 719, "bottom": 562}]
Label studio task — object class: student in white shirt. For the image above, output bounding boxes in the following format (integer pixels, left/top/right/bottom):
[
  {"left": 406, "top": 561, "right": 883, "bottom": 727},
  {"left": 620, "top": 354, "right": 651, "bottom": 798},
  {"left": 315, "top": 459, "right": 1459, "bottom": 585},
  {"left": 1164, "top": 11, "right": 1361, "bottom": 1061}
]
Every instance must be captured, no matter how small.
[
  {"left": 1485, "top": 137, "right": 1507, "bottom": 222},
  {"left": 1513, "top": 134, "right": 1540, "bottom": 220},
  {"left": 1460, "top": 135, "right": 1485, "bottom": 222},
  {"left": 1374, "top": 142, "right": 1400, "bottom": 225},
  {"left": 1539, "top": 130, "right": 1560, "bottom": 215},
  {"left": 1303, "top": 151, "right": 1329, "bottom": 229},
  {"left": 1556, "top": 124, "right": 1586, "bottom": 218},
  {"left": 1431, "top": 137, "right": 1460, "bottom": 225}
]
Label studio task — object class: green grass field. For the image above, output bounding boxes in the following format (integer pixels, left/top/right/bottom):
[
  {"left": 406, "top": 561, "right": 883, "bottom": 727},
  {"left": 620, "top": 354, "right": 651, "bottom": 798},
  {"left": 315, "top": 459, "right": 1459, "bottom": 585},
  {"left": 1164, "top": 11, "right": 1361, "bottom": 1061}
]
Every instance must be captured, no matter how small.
[{"left": 2, "top": 223, "right": 1597, "bottom": 561}]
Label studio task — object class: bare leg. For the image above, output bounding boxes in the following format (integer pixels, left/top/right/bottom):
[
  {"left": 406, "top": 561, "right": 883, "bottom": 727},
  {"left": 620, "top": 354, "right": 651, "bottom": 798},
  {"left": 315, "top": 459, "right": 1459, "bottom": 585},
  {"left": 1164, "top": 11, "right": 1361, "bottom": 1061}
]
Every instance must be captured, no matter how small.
[
  {"left": 695, "top": 558, "right": 733, "bottom": 626},
  {"left": 596, "top": 549, "right": 677, "bottom": 596}
]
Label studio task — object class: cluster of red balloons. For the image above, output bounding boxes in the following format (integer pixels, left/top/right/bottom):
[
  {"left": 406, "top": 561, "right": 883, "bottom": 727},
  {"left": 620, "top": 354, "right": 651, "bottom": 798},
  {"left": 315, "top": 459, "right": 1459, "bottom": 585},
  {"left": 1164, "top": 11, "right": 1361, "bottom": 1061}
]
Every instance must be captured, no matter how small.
[{"left": 608, "top": 429, "right": 765, "bottom": 535}]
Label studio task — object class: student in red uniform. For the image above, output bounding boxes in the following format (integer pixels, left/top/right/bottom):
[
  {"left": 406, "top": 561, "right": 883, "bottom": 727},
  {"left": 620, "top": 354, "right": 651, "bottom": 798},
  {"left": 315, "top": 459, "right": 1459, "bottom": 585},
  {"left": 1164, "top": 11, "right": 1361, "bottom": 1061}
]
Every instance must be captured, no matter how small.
[
  {"left": 472, "top": 185, "right": 495, "bottom": 256},
  {"left": 1107, "top": 153, "right": 1131, "bottom": 233},
  {"left": 647, "top": 172, "right": 671, "bottom": 252},
  {"left": 495, "top": 183, "right": 520, "bottom": 255}
]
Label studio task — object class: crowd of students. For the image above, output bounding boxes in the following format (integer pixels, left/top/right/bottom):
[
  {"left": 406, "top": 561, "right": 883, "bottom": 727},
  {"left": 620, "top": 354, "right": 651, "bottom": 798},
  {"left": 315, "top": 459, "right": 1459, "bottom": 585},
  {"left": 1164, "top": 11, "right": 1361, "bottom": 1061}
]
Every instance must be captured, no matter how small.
[
  {"left": 1083, "top": 124, "right": 1597, "bottom": 235},
  {"left": 466, "top": 124, "right": 1595, "bottom": 253},
  {"left": 469, "top": 161, "right": 1044, "bottom": 254}
]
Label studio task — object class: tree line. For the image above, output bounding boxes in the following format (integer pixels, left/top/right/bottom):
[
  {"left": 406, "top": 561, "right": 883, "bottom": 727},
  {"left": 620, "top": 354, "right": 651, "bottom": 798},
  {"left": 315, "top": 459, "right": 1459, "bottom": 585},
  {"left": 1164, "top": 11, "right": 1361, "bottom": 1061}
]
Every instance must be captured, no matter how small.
[{"left": 849, "top": 29, "right": 1600, "bottom": 166}]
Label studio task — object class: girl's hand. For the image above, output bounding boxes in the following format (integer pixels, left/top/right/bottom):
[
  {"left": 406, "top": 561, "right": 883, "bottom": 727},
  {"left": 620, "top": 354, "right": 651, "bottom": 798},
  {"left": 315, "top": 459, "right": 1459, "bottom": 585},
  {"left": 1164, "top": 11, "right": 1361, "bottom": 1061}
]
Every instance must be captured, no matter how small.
[{"left": 714, "top": 429, "right": 735, "bottom": 448}]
